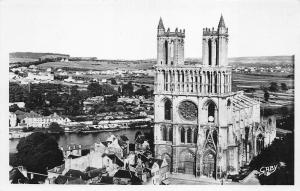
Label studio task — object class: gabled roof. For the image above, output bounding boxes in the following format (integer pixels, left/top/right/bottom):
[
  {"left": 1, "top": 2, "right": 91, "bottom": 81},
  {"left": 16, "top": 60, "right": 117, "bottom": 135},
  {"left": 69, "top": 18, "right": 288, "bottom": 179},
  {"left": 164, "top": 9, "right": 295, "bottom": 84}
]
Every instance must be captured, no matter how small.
[
  {"left": 48, "top": 164, "right": 65, "bottom": 174},
  {"left": 153, "top": 159, "right": 163, "bottom": 167},
  {"left": 64, "top": 169, "right": 87, "bottom": 180},
  {"left": 67, "top": 154, "right": 81, "bottom": 159},
  {"left": 54, "top": 175, "right": 76, "bottom": 184},
  {"left": 99, "top": 176, "right": 114, "bottom": 184},
  {"left": 86, "top": 168, "right": 106, "bottom": 179},
  {"left": 120, "top": 135, "right": 129, "bottom": 141},
  {"left": 137, "top": 153, "right": 149, "bottom": 163},
  {"left": 104, "top": 153, "right": 124, "bottom": 167},
  {"left": 113, "top": 169, "right": 143, "bottom": 184},
  {"left": 101, "top": 141, "right": 108, "bottom": 147},
  {"left": 113, "top": 169, "right": 135, "bottom": 179}
]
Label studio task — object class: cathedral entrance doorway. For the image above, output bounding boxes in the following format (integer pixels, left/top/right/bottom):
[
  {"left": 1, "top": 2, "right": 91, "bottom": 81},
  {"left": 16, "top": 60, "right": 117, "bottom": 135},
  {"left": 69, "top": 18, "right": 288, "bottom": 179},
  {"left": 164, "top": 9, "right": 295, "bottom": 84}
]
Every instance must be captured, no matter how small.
[
  {"left": 178, "top": 149, "right": 195, "bottom": 175},
  {"left": 202, "top": 152, "right": 216, "bottom": 178}
]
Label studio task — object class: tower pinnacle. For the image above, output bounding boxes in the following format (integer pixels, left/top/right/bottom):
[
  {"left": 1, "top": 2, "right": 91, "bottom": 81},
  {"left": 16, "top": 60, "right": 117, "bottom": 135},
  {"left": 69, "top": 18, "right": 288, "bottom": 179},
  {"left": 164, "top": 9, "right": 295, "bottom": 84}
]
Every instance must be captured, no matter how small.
[
  {"left": 158, "top": 17, "right": 165, "bottom": 29},
  {"left": 218, "top": 14, "right": 226, "bottom": 28}
]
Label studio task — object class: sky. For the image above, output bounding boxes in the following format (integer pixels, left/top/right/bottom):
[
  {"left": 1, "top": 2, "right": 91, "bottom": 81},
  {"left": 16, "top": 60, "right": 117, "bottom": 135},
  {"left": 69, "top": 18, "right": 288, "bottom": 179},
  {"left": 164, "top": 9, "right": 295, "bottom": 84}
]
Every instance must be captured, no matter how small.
[{"left": 1, "top": 0, "right": 300, "bottom": 59}]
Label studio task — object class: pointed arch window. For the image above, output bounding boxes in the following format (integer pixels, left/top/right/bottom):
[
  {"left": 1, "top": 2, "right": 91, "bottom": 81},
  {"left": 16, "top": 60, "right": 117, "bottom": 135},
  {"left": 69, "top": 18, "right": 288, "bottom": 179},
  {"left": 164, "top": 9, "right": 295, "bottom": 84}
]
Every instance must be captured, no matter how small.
[
  {"left": 165, "top": 40, "right": 168, "bottom": 65},
  {"left": 169, "top": 127, "right": 173, "bottom": 141},
  {"left": 164, "top": 99, "right": 172, "bottom": 120},
  {"left": 227, "top": 99, "right": 231, "bottom": 108},
  {"left": 208, "top": 39, "right": 212, "bottom": 66},
  {"left": 181, "top": 128, "right": 185, "bottom": 143},
  {"left": 162, "top": 126, "right": 167, "bottom": 141},
  {"left": 187, "top": 128, "right": 192, "bottom": 143},
  {"left": 208, "top": 101, "right": 216, "bottom": 122},
  {"left": 194, "top": 129, "right": 198, "bottom": 143},
  {"left": 256, "top": 134, "right": 264, "bottom": 154}
]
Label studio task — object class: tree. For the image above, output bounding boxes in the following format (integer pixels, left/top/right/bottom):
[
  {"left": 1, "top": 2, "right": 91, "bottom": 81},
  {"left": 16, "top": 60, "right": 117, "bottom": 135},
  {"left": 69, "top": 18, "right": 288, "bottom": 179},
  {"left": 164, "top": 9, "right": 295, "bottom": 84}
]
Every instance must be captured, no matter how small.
[
  {"left": 134, "top": 86, "right": 149, "bottom": 98},
  {"left": 87, "top": 82, "right": 102, "bottom": 97},
  {"left": 9, "top": 104, "right": 21, "bottom": 112},
  {"left": 122, "top": 82, "right": 134, "bottom": 97},
  {"left": 48, "top": 122, "right": 64, "bottom": 134},
  {"left": 269, "top": 82, "right": 279, "bottom": 92},
  {"left": 118, "top": 86, "right": 122, "bottom": 95},
  {"left": 101, "top": 84, "right": 119, "bottom": 96},
  {"left": 264, "top": 90, "right": 270, "bottom": 102},
  {"left": 9, "top": 82, "right": 28, "bottom": 102},
  {"left": 16, "top": 132, "right": 64, "bottom": 180},
  {"left": 280, "top": 83, "right": 288, "bottom": 91},
  {"left": 110, "top": 78, "right": 117, "bottom": 85}
]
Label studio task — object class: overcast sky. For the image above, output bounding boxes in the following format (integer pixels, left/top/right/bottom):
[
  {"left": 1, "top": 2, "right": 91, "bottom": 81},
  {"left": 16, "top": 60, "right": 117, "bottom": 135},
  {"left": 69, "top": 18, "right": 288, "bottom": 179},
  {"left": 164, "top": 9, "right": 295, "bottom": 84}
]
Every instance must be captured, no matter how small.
[{"left": 1, "top": 0, "right": 300, "bottom": 59}]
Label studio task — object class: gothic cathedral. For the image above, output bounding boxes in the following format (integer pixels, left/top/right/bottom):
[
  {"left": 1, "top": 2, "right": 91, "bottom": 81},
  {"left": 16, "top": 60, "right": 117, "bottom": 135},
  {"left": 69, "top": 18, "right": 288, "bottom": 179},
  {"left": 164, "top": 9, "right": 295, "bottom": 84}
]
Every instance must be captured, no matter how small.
[{"left": 153, "top": 16, "right": 276, "bottom": 178}]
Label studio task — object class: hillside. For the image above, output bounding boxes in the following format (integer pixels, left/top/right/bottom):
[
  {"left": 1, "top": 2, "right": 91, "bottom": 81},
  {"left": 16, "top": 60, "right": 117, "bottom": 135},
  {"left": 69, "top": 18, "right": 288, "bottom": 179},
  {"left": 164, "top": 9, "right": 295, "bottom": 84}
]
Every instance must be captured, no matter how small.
[
  {"left": 185, "top": 55, "right": 294, "bottom": 67},
  {"left": 9, "top": 52, "right": 70, "bottom": 63},
  {"left": 10, "top": 52, "right": 294, "bottom": 70}
]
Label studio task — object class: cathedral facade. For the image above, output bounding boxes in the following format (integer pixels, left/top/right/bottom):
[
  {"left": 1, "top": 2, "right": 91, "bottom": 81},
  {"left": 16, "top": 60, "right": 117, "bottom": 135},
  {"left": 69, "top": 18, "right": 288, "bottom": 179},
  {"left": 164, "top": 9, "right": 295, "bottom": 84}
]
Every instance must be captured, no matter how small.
[{"left": 153, "top": 16, "right": 276, "bottom": 178}]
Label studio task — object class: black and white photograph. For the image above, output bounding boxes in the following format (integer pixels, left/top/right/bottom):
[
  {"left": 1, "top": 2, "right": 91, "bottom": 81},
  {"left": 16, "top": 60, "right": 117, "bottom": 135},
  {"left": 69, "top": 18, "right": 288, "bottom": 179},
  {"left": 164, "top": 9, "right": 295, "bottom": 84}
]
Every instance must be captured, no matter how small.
[{"left": 0, "top": 0, "right": 298, "bottom": 188}]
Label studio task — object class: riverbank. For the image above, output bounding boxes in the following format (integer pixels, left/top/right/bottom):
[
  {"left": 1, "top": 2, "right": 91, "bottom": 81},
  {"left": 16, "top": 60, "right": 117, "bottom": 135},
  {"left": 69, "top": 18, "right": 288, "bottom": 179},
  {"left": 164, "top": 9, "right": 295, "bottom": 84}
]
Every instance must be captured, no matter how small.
[
  {"left": 9, "top": 127, "right": 152, "bottom": 153},
  {"left": 10, "top": 124, "right": 152, "bottom": 139}
]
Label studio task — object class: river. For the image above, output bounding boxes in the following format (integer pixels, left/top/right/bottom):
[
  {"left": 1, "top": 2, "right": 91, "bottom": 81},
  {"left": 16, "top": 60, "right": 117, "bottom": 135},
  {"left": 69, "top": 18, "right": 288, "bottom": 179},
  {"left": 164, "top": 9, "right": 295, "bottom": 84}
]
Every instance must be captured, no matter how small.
[{"left": 9, "top": 128, "right": 152, "bottom": 153}]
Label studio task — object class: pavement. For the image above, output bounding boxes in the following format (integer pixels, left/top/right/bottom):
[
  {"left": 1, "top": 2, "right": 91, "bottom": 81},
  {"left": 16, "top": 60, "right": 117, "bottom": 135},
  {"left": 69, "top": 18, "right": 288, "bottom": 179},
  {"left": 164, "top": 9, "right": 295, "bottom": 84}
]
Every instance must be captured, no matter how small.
[
  {"left": 168, "top": 173, "right": 221, "bottom": 185},
  {"left": 167, "top": 172, "right": 260, "bottom": 185}
]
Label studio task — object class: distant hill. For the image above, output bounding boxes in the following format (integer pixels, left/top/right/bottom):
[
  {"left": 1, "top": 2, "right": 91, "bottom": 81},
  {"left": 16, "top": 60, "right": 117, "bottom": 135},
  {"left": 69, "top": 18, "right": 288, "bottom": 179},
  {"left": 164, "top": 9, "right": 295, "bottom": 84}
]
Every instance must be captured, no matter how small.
[
  {"left": 10, "top": 52, "right": 70, "bottom": 60},
  {"left": 10, "top": 52, "right": 294, "bottom": 70},
  {"left": 185, "top": 55, "right": 294, "bottom": 67}
]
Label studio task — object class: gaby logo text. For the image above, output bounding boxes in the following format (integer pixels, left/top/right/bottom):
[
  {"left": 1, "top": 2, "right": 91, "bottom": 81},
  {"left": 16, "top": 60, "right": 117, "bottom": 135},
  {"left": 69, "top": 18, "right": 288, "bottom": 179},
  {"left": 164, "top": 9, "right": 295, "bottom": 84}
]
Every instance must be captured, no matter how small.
[{"left": 258, "top": 164, "right": 278, "bottom": 176}]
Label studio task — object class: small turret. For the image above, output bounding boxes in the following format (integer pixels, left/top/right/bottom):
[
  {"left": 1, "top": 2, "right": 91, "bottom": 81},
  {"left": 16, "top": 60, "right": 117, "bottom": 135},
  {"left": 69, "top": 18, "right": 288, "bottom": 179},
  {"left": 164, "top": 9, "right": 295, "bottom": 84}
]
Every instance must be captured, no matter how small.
[
  {"left": 157, "top": 17, "right": 165, "bottom": 36},
  {"left": 218, "top": 14, "right": 226, "bottom": 28},
  {"left": 218, "top": 14, "right": 227, "bottom": 34}
]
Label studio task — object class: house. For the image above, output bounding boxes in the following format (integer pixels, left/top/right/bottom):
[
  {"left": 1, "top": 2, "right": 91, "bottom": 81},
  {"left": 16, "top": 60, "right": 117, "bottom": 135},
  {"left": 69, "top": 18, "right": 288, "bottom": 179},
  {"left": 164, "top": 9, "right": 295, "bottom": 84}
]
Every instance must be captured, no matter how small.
[
  {"left": 64, "top": 147, "right": 106, "bottom": 172},
  {"left": 61, "top": 144, "right": 82, "bottom": 158},
  {"left": 113, "top": 169, "right": 142, "bottom": 185},
  {"left": 9, "top": 167, "right": 29, "bottom": 184},
  {"left": 9, "top": 112, "right": 17, "bottom": 128},
  {"left": 47, "top": 164, "right": 66, "bottom": 180},
  {"left": 22, "top": 112, "right": 71, "bottom": 128},
  {"left": 54, "top": 175, "right": 86, "bottom": 184},
  {"left": 98, "top": 176, "right": 114, "bottom": 184},
  {"left": 150, "top": 158, "right": 169, "bottom": 185},
  {"left": 83, "top": 96, "right": 104, "bottom": 113},
  {"left": 85, "top": 167, "right": 106, "bottom": 184},
  {"left": 103, "top": 153, "right": 124, "bottom": 175},
  {"left": 9, "top": 102, "right": 25, "bottom": 108},
  {"left": 107, "top": 139, "right": 123, "bottom": 158},
  {"left": 135, "top": 158, "right": 148, "bottom": 182}
]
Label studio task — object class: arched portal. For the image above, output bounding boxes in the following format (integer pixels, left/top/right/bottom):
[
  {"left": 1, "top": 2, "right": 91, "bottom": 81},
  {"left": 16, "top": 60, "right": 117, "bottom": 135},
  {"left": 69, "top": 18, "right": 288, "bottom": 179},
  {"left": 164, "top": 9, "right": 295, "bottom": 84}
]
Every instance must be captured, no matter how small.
[
  {"left": 178, "top": 149, "right": 195, "bottom": 175},
  {"left": 202, "top": 150, "right": 216, "bottom": 178}
]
